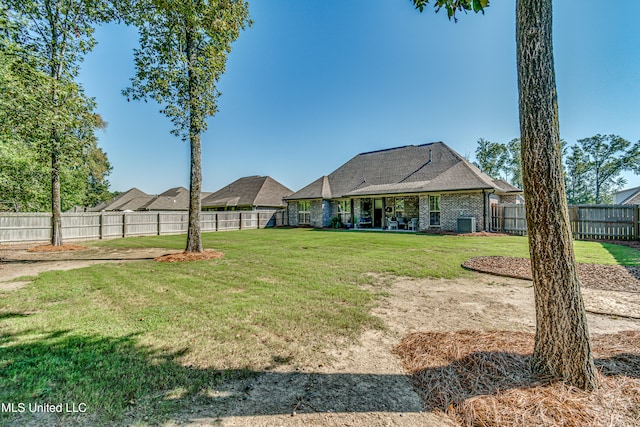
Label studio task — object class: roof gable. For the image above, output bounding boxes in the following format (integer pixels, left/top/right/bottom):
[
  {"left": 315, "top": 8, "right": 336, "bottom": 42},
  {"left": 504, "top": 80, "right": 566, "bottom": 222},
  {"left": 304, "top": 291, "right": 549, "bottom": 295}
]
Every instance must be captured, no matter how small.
[
  {"left": 202, "top": 176, "right": 292, "bottom": 208},
  {"left": 91, "top": 188, "right": 150, "bottom": 211},
  {"left": 288, "top": 142, "right": 519, "bottom": 199},
  {"left": 614, "top": 186, "right": 640, "bottom": 204},
  {"left": 623, "top": 191, "right": 640, "bottom": 205},
  {"left": 143, "top": 187, "right": 190, "bottom": 210}
]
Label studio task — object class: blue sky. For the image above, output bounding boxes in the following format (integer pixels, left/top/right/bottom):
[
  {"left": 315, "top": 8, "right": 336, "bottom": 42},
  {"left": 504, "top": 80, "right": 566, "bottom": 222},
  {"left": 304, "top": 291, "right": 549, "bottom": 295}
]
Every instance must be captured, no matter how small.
[{"left": 77, "top": 0, "right": 640, "bottom": 195}]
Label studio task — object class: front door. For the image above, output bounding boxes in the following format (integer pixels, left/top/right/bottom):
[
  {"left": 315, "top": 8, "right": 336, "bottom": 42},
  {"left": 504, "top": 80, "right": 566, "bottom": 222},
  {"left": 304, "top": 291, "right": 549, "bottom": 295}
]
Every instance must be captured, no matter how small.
[{"left": 373, "top": 198, "right": 383, "bottom": 228}]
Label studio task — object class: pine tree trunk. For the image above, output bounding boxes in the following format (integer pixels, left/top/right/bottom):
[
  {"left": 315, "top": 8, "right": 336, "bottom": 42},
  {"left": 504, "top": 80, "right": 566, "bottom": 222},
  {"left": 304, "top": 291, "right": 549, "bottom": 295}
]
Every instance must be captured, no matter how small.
[
  {"left": 184, "top": 25, "right": 203, "bottom": 253},
  {"left": 516, "top": 0, "right": 597, "bottom": 390},
  {"left": 186, "top": 134, "right": 203, "bottom": 253},
  {"left": 51, "top": 147, "right": 63, "bottom": 246},
  {"left": 50, "top": 73, "right": 63, "bottom": 247}
]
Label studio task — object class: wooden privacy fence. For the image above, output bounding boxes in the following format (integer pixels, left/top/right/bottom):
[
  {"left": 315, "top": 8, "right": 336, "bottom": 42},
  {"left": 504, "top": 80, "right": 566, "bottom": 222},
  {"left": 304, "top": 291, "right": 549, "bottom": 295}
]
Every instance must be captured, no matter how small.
[
  {"left": 0, "top": 210, "right": 288, "bottom": 244},
  {"left": 491, "top": 204, "right": 527, "bottom": 236},
  {"left": 491, "top": 204, "right": 640, "bottom": 241}
]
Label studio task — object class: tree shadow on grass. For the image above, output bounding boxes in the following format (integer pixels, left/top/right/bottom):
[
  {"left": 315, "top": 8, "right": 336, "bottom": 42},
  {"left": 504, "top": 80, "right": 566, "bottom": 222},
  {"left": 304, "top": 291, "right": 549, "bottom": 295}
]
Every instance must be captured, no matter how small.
[
  {"left": 0, "top": 330, "right": 245, "bottom": 426},
  {"left": 0, "top": 257, "right": 159, "bottom": 264},
  {"left": 0, "top": 312, "right": 31, "bottom": 321},
  {"left": 0, "top": 330, "right": 425, "bottom": 426},
  {"left": 599, "top": 241, "right": 640, "bottom": 266}
]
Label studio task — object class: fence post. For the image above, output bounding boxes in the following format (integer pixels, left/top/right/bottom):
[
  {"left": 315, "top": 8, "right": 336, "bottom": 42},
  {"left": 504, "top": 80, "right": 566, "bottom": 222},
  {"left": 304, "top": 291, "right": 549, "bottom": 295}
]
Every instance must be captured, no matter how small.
[
  {"left": 569, "top": 206, "right": 578, "bottom": 240},
  {"left": 99, "top": 213, "right": 104, "bottom": 240},
  {"left": 239, "top": 212, "right": 242, "bottom": 230},
  {"left": 123, "top": 213, "right": 127, "bottom": 238},
  {"left": 257, "top": 211, "right": 260, "bottom": 229}
]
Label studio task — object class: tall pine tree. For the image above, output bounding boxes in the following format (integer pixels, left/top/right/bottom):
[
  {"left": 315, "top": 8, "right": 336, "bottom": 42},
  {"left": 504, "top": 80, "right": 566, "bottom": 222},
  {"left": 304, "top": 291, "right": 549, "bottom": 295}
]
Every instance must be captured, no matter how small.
[{"left": 125, "top": 0, "right": 251, "bottom": 253}]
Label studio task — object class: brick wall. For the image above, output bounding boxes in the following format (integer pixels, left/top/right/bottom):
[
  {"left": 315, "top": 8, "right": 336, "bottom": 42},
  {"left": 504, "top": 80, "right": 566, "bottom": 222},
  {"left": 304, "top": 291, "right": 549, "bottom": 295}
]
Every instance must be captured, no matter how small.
[
  {"left": 419, "top": 192, "right": 487, "bottom": 232},
  {"left": 440, "top": 192, "right": 486, "bottom": 232},
  {"left": 288, "top": 200, "right": 325, "bottom": 227},
  {"left": 499, "top": 194, "right": 519, "bottom": 204},
  {"left": 287, "top": 201, "right": 298, "bottom": 226},
  {"left": 322, "top": 200, "right": 331, "bottom": 227},
  {"left": 310, "top": 200, "right": 322, "bottom": 227},
  {"left": 308, "top": 200, "right": 331, "bottom": 228},
  {"left": 419, "top": 195, "right": 429, "bottom": 230}
]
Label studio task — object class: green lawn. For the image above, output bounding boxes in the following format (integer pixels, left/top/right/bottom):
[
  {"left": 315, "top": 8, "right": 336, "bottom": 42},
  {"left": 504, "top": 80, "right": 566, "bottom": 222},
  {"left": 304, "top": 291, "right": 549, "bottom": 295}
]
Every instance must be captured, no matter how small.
[{"left": 1, "top": 228, "right": 638, "bottom": 425}]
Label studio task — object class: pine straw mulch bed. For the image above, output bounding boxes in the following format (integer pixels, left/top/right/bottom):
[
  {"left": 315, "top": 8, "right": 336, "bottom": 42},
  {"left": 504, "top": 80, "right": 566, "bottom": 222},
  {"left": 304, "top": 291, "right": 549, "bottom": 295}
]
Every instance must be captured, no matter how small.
[
  {"left": 394, "top": 330, "right": 640, "bottom": 427},
  {"left": 27, "top": 244, "right": 88, "bottom": 252},
  {"left": 462, "top": 256, "right": 640, "bottom": 293},
  {"left": 154, "top": 250, "right": 224, "bottom": 262}
]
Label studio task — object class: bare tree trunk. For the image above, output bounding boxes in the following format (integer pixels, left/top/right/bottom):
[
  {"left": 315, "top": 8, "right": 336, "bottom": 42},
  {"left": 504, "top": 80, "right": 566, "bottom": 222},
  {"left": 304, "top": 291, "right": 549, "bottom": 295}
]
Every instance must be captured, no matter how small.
[
  {"left": 185, "top": 131, "right": 203, "bottom": 253},
  {"left": 50, "top": 71, "right": 63, "bottom": 246},
  {"left": 516, "top": 0, "right": 597, "bottom": 390},
  {"left": 185, "top": 25, "right": 203, "bottom": 253},
  {"left": 51, "top": 147, "right": 63, "bottom": 246}
]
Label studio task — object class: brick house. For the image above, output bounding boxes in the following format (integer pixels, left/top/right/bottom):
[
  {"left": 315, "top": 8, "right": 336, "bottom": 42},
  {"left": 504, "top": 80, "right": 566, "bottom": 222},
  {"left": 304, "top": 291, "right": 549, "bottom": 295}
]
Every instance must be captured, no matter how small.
[{"left": 285, "top": 142, "right": 522, "bottom": 232}]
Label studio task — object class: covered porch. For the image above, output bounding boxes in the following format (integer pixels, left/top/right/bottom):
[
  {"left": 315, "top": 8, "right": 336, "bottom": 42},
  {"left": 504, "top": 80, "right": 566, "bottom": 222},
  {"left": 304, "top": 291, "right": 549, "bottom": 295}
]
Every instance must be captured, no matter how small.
[{"left": 344, "top": 195, "right": 420, "bottom": 231}]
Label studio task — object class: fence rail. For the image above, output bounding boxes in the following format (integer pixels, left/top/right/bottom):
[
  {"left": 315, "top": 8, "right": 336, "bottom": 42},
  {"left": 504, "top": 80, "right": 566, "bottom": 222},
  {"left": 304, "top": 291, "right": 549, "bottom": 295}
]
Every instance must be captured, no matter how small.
[
  {"left": 492, "top": 204, "right": 640, "bottom": 241},
  {"left": 0, "top": 210, "right": 288, "bottom": 244}
]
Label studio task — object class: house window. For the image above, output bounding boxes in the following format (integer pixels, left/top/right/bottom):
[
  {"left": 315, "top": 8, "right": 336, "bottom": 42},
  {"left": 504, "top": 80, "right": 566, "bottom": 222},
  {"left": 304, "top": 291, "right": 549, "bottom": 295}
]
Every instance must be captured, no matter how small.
[
  {"left": 337, "top": 199, "right": 351, "bottom": 224},
  {"left": 429, "top": 195, "right": 440, "bottom": 226},
  {"left": 298, "top": 201, "right": 311, "bottom": 224}
]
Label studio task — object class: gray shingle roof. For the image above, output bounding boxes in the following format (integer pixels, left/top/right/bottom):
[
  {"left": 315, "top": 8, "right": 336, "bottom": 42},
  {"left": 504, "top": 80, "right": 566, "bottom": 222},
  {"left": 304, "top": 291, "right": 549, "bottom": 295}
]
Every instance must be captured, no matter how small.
[
  {"left": 287, "top": 142, "right": 521, "bottom": 200},
  {"left": 492, "top": 179, "right": 522, "bottom": 194},
  {"left": 202, "top": 176, "right": 293, "bottom": 209},
  {"left": 613, "top": 186, "right": 640, "bottom": 204},
  {"left": 91, "top": 187, "right": 217, "bottom": 212},
  {"left": 142, "top": 187, "right": 190, "bottom": 211},
  {"left": 118, "top": 196, "right": 157, "bottom": 211},
  {"left": 623, "top": 192, "right": 640, "bottom": 205},
  {"left": 88, "top": 188, "right": 150, "bottom": 211}
]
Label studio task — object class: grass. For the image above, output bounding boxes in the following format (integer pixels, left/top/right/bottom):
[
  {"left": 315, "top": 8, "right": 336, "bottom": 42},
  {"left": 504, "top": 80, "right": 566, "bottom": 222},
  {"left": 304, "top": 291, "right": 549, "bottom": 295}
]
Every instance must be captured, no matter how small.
[{"left": 1, "top": 228, "right": 639, "bottom": 425}]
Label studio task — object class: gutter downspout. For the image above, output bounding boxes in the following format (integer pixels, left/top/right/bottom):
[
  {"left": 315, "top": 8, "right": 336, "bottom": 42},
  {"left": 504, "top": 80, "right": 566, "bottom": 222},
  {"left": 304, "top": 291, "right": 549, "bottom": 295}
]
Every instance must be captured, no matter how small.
[
  {"left": 484, "top": 189, "right": 496, "bottom": 231},
  {"left": 483, "top": 190, "right": 486, "bottom": 231}
]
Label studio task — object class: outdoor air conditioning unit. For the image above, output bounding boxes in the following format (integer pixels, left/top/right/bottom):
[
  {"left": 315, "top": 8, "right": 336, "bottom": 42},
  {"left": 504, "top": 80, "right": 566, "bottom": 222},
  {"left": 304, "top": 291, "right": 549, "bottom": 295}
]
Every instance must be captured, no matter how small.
[{"left": 457, "top": 217, "right": 476, "bottom": 233}]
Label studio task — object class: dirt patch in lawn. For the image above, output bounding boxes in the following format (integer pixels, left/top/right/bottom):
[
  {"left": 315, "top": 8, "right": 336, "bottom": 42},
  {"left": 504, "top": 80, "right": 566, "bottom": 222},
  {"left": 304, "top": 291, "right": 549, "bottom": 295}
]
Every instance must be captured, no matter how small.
[
  {"left": 27, "top": 243, "right": 88, "bottom": 252},
  {"left": 154, "top": 250, "right": 224, "bottom": 262},
  {"left": 462, "top": 256, "right": 640, "bottom": 320},
  {"left": 0, "top": 244, "right": 182, "bottom": 290}
]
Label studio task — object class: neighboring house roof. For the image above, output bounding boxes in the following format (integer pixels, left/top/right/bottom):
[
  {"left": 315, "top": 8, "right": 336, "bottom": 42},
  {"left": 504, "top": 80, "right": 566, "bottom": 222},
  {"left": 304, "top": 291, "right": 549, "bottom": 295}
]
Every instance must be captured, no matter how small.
[
  {"left": 202, "top": 176, "right": 293, "bottom": 209},
  {"left": 492, "top": 179, "right": 522, "bottom": 194},
  {"left": 88, "top": 188, "right": 150, "bottom": 211},
  {"left": 141, "top": 187, "right": 190, "bottom": 211},
  {"left": 614, "top": 186, "right": 640, "bottom": 204},
  {"left": 118, "top": 196, "right": 157, "bottom": 211},
  {"left": 287, "top": 142, "right": 522, "bottom": 200},
  {"left": 92, "top": 187, "right": 214, "bottom": 212},
  {"left": 624, "top": 193, "right": 640, "bottom": 205}
]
